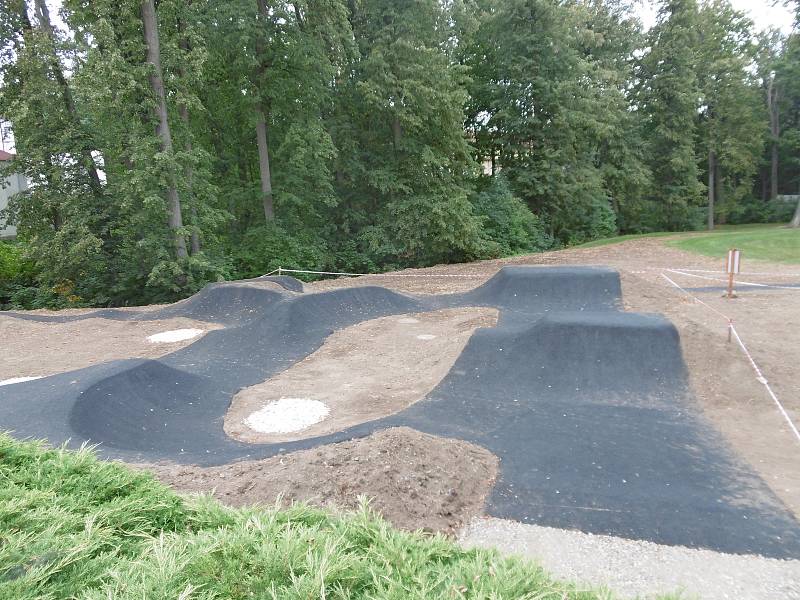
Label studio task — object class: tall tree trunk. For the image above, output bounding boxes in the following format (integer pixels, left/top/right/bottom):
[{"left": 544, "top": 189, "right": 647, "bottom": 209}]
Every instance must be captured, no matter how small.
[
  {"left": 770, "top": 143, "right": 779, "bottom": 199},
  {"left": 33, "top": 0, "right": 103, "bottom": 193},
  {"left": 255, "top": 0, "right": 274, "bottom": 222},
  {"left": 141, "top": 0, "right": 187, "bottom": 259},
  {"left": 178, "top": 100, "right": 200, "bottom": 254},
  {"left": 177, "top": 24, "right": 201, "bottom": 255},
  {"left": 255, "top": 111, "right": 274, "bottom": 221},
  {"left": 767, "top": 75, "right": 780, "bottom": 200},
  {"left": 707, "top": 148, "right": 715, "bottom": 230},
  {"left": 392, "top": 116, "right": 402, "bottom": 151},
  {"left": 714, "top": 157, "right": 722, "bottom": 223},
  {"left": 791, "top": 199, "right": 800, "bottom": 228}
]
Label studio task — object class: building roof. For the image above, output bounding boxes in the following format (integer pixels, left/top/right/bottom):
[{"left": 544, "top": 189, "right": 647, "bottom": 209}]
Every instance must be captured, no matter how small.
[{"left": 0, "top": 150, "right": 14, "bottom": 161}]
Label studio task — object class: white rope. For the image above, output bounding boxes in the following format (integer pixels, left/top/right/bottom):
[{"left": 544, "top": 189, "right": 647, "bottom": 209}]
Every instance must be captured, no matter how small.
[
  {"left": 667, "top": 268, "right": 800, "bottom": 278},
  {"left": 666, "top": 269, "right": 800, "bottom": 291},
  {"left": 264, "top": 267, "right": 486, "bottom": 279},
  {"left": 660, "top": 272, "right": 800, "bottom": 445},
  {"left": 660, "top": 272, "right": 732, "bottom": 321},
  {"left": 729, "top": 325, "right": 800, "bottom": 444}
]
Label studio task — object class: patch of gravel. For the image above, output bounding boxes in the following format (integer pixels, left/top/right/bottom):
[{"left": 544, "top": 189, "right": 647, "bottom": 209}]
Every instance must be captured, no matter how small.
[
  {"left": 0, "top": 376, "right": 44, "bottom": 386},
  {"left": 147, "top": 328, "right": 205, "bottom": 343},
  {"left": 245, "top": 398, "right": 330, "bottom": 433},
  {"left": 458, "top": 517, "right": 800, "bottom": 599}
]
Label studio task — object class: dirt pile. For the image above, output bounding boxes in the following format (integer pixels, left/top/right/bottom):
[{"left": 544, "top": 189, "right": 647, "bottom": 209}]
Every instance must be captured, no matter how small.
[{"left": 141, "top": 427, "right": 499, "bottom": 534}]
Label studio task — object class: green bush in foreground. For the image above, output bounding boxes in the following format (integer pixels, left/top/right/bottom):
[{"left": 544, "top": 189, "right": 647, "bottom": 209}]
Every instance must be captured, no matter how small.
[{"left": 0, "top": 433, "right": 639, "bottom": 599}]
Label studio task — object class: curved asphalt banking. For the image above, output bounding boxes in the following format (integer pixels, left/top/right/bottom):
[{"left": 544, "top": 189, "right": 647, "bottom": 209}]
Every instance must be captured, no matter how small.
[{"left": 1, "top": 266, "right": 798, "bottom": 558}]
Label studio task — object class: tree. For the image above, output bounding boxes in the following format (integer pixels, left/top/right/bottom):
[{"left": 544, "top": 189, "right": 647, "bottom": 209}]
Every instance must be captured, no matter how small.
[
  {"left": 0, "top": 0, "right": 793, "bottom": 308},
  {"left": 638, "top": 0, "right": 704, "bottom": 230},
  {"left": 782, "top": 1, "right": 800, "bottom": 226},
  {"left": 0, "top": 0, "right": 110, "bottom": 305},
  {"left": 696, "top": 0, "right": 765, "bottom": 229},
  {"left": 332, "top": 0, "right": 483, "bottom": 266},
  {"left": 141, "top": 0, "right": 187, "bottom": 258}
]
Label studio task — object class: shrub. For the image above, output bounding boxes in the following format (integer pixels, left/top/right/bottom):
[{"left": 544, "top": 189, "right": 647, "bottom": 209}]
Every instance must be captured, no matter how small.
[
  {"left": 144, "top": 254, "right": 229, "bottom": 304},
  {"left": 228, "top": 223, "right": 331, "bottom": 280},
  {"left": 0, "top": 241, "right": 36, "bottom": 309},
  {"left": 471, "top": 177, "right": 552, "bottom": 257}
]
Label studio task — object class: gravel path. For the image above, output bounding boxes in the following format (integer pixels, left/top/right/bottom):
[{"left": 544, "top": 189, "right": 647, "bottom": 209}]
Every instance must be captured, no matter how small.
[{"left": 459, "top": 517, "right": 800, "bottom": 599}]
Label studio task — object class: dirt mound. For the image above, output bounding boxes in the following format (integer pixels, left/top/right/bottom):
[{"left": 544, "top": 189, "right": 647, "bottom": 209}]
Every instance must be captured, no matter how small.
[{"left": 141, "top": 427, "right": 499, "bottom": 535}]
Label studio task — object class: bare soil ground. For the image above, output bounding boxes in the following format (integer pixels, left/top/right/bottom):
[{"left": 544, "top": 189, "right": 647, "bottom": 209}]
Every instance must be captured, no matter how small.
[
  {"left": 225, "top": 307, "right": 497, "bottom": 444},
  {"left": 141, "top": 427, "right": 499, "bottom": 534},
  {"left": 0, "top": 315, "right": 221, "bottom": 380}
]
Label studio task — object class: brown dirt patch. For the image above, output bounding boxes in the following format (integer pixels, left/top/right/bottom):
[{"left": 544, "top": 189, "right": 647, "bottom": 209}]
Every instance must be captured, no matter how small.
[
  {"left": 139, "top": 427, "right": 499, "bottom": 534},
  {"left": 0, "top": 316, "right": 222, "bottom": 380},
  {"left": 225, "top": 307, "right": 497, "bottom": 444}
]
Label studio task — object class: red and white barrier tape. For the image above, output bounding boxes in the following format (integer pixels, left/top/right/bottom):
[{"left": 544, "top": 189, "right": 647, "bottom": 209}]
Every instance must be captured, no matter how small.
[
  {"left": 666, "top": 269, "right": 800, "bottom": 291},
  {"left": 666, "top": 268, "right": 800, "bottom": 278},
  {"left": 660, "top": 272, "right": 800, "bottom": 444}
]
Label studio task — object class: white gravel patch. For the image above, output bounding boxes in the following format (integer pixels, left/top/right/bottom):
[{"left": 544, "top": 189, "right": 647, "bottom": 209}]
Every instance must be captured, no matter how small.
[
  {"left": 398, "top": 317, "right": 419, "bottom": 324},
  {"left": 0, "top": 376, "right": 43, "bottom": 386},
  {"left": 245, "top": 398, "right": 330, "bottom": 434},
  {"left": 459, "top": 517, "right": 800, "bottom": 599},
  {"left": 416, "top": 334, "right": 437, "bottom": 340},
  {"left": 147, "top": 328, "right": 204, "bottom": 343}
]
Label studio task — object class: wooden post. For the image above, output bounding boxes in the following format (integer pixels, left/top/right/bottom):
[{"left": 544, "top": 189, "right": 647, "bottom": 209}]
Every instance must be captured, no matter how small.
[{"left": 725, "top": 248, "right": 740, "bottom": 299}]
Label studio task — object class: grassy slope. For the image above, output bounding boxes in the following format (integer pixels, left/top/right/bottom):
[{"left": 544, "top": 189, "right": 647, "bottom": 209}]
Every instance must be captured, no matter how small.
[
  {"left": 0, "top": 434, "right": 674, "bottom": 600},
  {"left": 669, "top": 225, "right": 800, "bottom": 264},
  {"left": 570, "top": 224, "right": 799, "bottom": 265},
  {"left": 569, "top": 231, "right": 677, "bottom": 249}
]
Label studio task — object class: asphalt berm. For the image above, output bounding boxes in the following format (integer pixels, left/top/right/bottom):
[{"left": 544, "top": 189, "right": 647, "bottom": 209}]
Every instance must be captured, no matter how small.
[{"left": 2, "top": 266, "right": 799, "bottom": 558}]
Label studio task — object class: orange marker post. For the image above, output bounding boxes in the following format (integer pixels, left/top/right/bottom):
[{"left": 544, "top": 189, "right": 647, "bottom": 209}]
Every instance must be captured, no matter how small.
[{"left": 725, "top": 248, "right": 741, "bottom": 299}]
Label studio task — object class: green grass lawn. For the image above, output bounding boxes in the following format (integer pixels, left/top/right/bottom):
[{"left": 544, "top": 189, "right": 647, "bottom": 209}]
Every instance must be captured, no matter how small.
[
  {"left": 669, "top": 225, "right": 800, "bottom": 264},
  {"left": 568, "top": 224, "right": 799, "bottom": 264},
  {"left": 0, "top": 433, "right": 678, "bottom": 599},
  {"left": 569, "top": 231, "right": 677, "bottom": 249}
]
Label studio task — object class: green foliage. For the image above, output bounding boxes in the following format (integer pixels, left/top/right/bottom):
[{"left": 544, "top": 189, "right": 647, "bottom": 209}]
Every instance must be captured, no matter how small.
[
  {"left": 144, "top": 254, "right": 228, "bottom": 304},
  {"left": 0, "top": 241, "right": 34, "bottom": 308},
  {"left": 329, "top": 0, "right": 485, "bottom": 267},
  {"left": 0, "top": 241, "right": 27, "bottom": 283},
  {"left": 471, "top": 177, "right": 553, "bottom": 256},
  {"left": 229, "top": 223, "right": 331, "bottom": 279},
  {"left": 0, "top": 0, "right": 796, "bottom": 310},
  {"left": 637, "top": 0, "right": 705, "bottom": 230},
  {"left": 0, "top": 433, "right": 639, "bottom": 599}
]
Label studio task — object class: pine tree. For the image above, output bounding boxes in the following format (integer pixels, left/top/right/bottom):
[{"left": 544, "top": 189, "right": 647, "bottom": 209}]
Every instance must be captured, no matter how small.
[
  {"left": 332, "top": 0, "right": 483, "bottom": 267},
  {"left": 638, "top": 0, "right": 705, "bottom": 230},
  {"left": 696, "top": 0, "right": 765, "bottom": 229}
]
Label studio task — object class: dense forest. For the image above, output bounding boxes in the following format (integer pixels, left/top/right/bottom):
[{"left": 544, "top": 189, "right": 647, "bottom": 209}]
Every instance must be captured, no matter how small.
[{"left": 0, "top": 0, "right": 799, "bottom": 308}]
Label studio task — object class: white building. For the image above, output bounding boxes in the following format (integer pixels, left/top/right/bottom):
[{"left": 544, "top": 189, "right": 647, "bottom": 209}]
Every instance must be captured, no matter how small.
[{"left": 0, "top": 149, "right": 27, "bottom": 239}]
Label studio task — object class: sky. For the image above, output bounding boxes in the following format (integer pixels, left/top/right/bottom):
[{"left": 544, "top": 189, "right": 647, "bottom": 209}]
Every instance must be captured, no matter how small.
[{"left": 637, "top": 0, "right": 795, "bottom": 34}]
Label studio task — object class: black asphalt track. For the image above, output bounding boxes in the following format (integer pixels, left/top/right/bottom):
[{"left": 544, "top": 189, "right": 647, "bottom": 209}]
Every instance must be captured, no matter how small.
[{"left": 1, "top": 266, "right": 799, "bottom": 558}]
